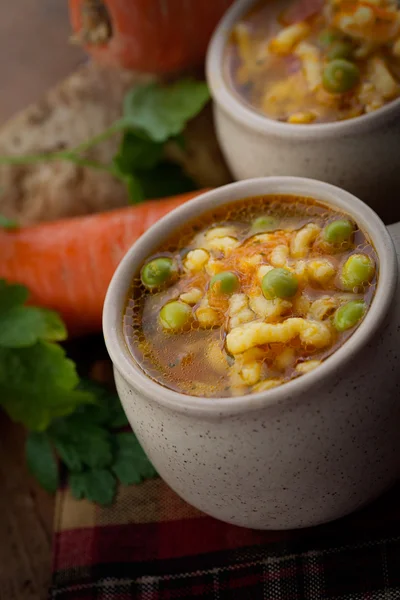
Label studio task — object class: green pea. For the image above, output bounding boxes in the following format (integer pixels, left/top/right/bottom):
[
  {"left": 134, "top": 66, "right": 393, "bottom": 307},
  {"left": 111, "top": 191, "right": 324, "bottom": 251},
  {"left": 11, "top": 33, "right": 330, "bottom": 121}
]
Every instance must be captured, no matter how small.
[
  {"left": 333, "top": 300, "right": 367, "bottom": 332},
  {"left": 326, "top": 40, "right": 354, "bottom": 61},
  {"left": 251, "top": 216, "right": 278, "bottom": 232},
  {"left": 262, "top": 268, "right": 299, "bottom": 299},
  {"left": 159, "top": 301, "right": 192, "bottom": 331},
  {"left": 141, "top": 257, "right": 176, "bottom": 290},
  {"left": 210, "top": 271, "right": 239, "bottom": 295},
  {"left": 341, "top": 253, "right": 375, "bottom": 290},
  {"left": 322, "top": 59, "right": 360, "bottom": 94},
  {"left": 323, "top": 219, "right": 354, "bottom": 245},
  {"left": 318, "top": 29, "right": 341, "bottom": 47}
]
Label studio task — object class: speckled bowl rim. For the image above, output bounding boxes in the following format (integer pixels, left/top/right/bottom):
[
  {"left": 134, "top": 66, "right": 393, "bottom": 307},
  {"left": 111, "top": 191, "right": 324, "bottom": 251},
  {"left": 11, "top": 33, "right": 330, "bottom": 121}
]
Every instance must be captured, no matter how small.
[
  {"left": 205, "top": 0, "right": 400, "bottom": 139},
  {"left": 103, "top": 177, "right": 397, "bottom": 416}
]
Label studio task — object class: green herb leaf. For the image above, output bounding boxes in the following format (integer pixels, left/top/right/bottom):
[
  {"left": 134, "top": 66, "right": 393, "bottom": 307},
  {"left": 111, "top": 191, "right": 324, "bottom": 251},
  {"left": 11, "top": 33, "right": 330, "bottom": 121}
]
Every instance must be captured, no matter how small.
[
  {"left": 109, "top": 405, "right": 129, "bottom": 429},
  {"left": 0, "top": 341, "right": 94, "bottom": 431},
  {"left": 113, "top": 131, "right": 164, "bottom": 172},
  {"left": 52, "top": 434, "right": 82, "bottom": 472},
  {"left": 0, "top": 215, "right": 19, "bottom": 230},
  {"left": 76, "top": 379, "right": 128, "bottom": 428},
  {"left": 50, "top": 417, "right": 113, "bottom": 471},
  {"left": 70, "top": 469, "right": 116, "bottom": 505},
  {"left": 123, "top": 79, "right": 210, "bottom": 142},
  {"left": 26, "top": 432, "right": 59, "bottom": 493},
  {"left": 112, "top": 432, "right": 157, "bottom": 485},
  {"left": 136, "top": 162, "right": 197, "bottom": 200},
  {"left": 0, "top": 280, "right": 67, "bottom": 347},
  {"left": 120, "top": 172, "right": 146, "bottom": 204},
  {"left": 171, "top": 133, "right": 186, "bottom": 151},
  {"left": 0, "top": 280, "right": 29, "bottom": 312},
  {"left": 0, "top": 306, "right": 67, "bottom": 348}
]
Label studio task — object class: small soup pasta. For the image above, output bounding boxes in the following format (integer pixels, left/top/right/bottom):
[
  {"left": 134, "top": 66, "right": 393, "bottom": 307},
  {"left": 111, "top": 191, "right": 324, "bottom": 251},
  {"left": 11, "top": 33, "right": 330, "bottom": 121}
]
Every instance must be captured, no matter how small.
[
  {"left": 225, "top": 0, "right": 400, "bottom": 123},
  {"left": 124, "top": 195, "right": 377, "bottom": 397}
]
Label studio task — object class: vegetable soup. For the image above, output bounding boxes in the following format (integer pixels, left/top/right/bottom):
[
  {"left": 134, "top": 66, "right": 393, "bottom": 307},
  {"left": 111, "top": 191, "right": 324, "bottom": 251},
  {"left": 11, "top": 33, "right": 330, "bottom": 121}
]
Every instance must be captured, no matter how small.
[
  {"left": 124, "top": 195, "right": 377, "bottom": 397},
  {"left": 225, "top": 0, "right": 400, "bottom": 123}
]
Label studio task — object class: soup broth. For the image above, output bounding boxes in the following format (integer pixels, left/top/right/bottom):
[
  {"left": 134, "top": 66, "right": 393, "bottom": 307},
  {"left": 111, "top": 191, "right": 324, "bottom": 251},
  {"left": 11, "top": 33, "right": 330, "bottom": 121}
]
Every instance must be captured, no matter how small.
[
  {"left": 124, "top": 195, "right": 378, "bottom": 397},
  {"left": 225, "top": 0, "right": 400, "bottom": 123}
]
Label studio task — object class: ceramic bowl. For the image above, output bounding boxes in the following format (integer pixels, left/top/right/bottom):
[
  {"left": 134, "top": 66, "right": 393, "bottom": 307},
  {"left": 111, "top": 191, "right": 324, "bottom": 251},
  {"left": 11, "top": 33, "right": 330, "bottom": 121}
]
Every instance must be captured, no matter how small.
[
  {"left": 206, "top": 0, "right": 400, "bottom": 224},
  {"left": 103, "top": 177, "right": 400, "bottom": 530}
]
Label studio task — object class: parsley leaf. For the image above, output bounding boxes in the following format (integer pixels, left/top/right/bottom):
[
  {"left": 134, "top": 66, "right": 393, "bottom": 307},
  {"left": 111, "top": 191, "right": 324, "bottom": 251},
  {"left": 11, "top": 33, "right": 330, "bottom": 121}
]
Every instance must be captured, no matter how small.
[
  {"left": 0, "top": 341, "right": 93, "bottom": 431},
  {"left": 123, "top": 174, "right": 145, "bottom": 204},
  {"left": 111, "top": 80, "right": 209, "bottom": 202},
  {"left": 70, "top": 469, "right": 116, "bottom": 505},
  {"left": 123, "top": 79, "right": 210, "bottom": 142},
  {"left": 76, "top": 379, "right": 128, "bottom": 428},
  {"left": 0, "top": 280, "right": 29, "bottom": 312},
  {"left": 0, "top": 276, "right": 157, "bottom": 506},
  {"left": 136, "top": 162, "right": 197, "bottom": 200},
  {"left": 0, "top": 306, "right": 67, "bottom": 348},
  {"left": 50, "top": 416, "right": 113, "bottom": 471},
  {"left": 171, "top": 133, "right": 186, "bottom": 151},
  {"left": 109, "top": 404, "right": 130, "bottom": 429},
  {"left": 112, "top": 432, "right": 157, "bottom": 485},
  {"left": 26, "top": 432, "right": 59, "bottom": 493},
  {"left": 51, "top": 434, "right": 82, "bottom": 472},
  {"left": 0, "top": 280, "right": 66, "bottom": 347},
  {"left": 0, "top": 214, "right": 19, "bottom": 230},
  {"left": 21, "top": 372, "right": 156, "bottom": 504},
  {"left": 113, "top": 131, "right": 164, "bottom": 172},
  {"left": 111, "top": 131, "right": 197, "bottom": 204},
  {"left": 48, "top": 380, "right": 127, "bottom": 473}
]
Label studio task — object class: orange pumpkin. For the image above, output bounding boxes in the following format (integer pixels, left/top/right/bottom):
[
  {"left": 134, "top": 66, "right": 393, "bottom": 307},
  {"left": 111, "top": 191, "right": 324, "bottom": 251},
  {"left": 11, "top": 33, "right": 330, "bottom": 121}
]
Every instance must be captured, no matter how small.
[{"left": 69, "top": 0, "right": 234, "bottom": 74}]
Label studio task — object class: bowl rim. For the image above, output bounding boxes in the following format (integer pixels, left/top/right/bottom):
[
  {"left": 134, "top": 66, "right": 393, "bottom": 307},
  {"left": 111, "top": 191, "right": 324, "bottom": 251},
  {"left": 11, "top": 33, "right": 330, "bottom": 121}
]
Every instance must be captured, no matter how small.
[
  {"left": 205, "top": 0, "right": 400, "bottom": 139},
  {"left": 103, "top": 177, "right": 397, "bottom": 416}
]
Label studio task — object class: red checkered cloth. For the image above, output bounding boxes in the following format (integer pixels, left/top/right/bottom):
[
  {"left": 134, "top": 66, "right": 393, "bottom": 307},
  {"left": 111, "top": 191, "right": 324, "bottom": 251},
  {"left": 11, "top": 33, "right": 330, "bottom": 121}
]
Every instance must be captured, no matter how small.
[{"left": 49, "top": 477, "right": 400, "bottom": 599}]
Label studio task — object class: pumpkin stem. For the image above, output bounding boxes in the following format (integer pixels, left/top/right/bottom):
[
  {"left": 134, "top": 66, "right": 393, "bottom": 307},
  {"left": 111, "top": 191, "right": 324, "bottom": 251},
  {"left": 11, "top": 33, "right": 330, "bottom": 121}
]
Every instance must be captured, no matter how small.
[{"left": 70, "top": 0, "right": 112, "bottom": 46}]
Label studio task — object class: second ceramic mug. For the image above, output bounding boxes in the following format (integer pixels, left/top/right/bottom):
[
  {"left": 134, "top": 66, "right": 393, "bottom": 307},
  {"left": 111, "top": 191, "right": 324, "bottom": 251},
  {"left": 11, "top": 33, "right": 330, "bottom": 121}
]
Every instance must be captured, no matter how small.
[
  {"left": 103, "top": 178, "right": 400, "bottom": 530},
  {"left": 206, "top": 0, "right": 400, "bottom": 224}
]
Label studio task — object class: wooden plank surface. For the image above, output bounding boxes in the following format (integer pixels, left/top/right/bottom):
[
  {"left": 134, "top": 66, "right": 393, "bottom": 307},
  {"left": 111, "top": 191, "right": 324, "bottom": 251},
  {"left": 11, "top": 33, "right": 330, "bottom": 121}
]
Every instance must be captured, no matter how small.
[
  {"left": 0, "top": 2, "right": 84, "bottom": 599},
  {"left": 0, "top": 415, "right": 54, "bottom": 600}
]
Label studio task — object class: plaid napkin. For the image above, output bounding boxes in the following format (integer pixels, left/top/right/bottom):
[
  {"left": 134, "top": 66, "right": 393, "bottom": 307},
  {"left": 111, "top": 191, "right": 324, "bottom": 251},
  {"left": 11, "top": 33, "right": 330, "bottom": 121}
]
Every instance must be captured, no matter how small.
[{"left": 49, "top": 476, "right": 400, "bottom": 599}]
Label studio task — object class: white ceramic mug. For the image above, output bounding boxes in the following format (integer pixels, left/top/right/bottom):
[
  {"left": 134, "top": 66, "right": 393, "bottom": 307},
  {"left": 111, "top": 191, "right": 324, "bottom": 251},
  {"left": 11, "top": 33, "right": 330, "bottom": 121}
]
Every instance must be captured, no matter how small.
[
  {"left": 206, "top": 0, "right": 400, "bottom": 224},
  {"left": 103, "top": 178, "right": 400, "bottom": 530}
]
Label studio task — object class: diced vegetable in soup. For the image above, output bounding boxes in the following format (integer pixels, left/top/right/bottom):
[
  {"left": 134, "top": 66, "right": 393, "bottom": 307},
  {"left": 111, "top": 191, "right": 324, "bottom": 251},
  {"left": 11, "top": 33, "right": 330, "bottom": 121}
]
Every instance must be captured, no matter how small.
[
  {"left": 124, "top": 195, "right": 377, "bottom": 397},
  {"left": 225, "top": 0, "right": 400, "bottom": 123}
]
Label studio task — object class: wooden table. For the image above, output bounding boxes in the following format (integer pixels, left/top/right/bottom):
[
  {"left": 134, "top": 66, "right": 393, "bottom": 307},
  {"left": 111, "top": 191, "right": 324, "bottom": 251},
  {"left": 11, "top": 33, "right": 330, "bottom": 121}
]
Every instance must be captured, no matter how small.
[
  {"left": 0, "top": 415, "right": 54, "bottom": 599},
  {"left": 0, "top": 2, "right": 83, "bottom": 598}
]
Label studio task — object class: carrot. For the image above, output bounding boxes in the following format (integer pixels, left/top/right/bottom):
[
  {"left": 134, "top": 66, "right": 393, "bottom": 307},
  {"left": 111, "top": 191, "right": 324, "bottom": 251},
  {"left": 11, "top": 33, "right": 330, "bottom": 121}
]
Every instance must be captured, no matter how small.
[
  {"left": 69, "top": 0, "right": 234, "bottom": 74},
  {"left": 0, "top": 189, "right": 209, "bottom": 336}
]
